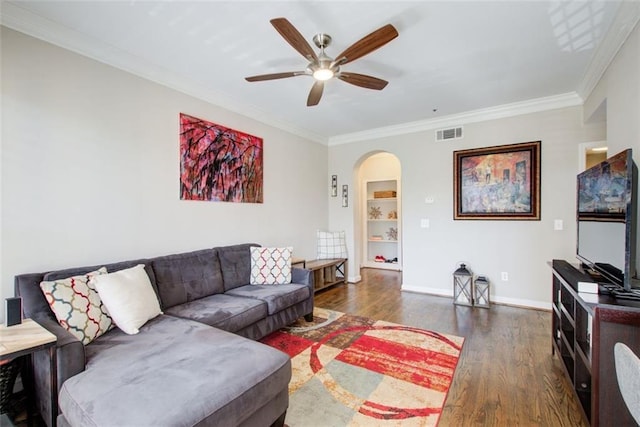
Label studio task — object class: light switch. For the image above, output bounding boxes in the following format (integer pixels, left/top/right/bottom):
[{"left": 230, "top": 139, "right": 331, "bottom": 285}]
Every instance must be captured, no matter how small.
[
  {"left": 425, "top": 197, "right": 435, "bottom": 204},
  {"left": 420, "top": 219, "right": 430, "bottom": 228},
  {"left": 554, "top": 219, "right": 563, "bottom": 230}
]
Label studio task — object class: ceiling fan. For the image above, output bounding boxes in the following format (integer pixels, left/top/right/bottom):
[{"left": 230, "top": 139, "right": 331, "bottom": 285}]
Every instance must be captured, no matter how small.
[{"left": 245, "top": 18, "right": 398, "bottom": 107}]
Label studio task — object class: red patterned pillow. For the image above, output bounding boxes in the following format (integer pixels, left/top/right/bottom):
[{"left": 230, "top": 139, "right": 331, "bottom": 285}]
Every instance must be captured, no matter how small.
[
  {"left": 40, "top": 267, "right": 113, "bottom": 345},
  {"left": 250, "top": 247, "right": 292, "bottom": 285}
]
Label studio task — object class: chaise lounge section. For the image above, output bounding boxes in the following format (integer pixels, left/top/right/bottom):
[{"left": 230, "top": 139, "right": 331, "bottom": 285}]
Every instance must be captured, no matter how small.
[{"left": 16, "top": 243, "right": 314, "bottom": 426}]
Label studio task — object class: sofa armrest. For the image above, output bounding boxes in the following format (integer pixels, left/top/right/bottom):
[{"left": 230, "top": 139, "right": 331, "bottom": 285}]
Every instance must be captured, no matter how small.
[
  {"left": 33, "top": 317, "right": 86, "bottom": 381},
  {"left": 30, "top": 316, "right": 85, "bottom": 423},
  {"left": 291, "top": 267, "right": 312, "bottom": 289},
  {"left": 292, "top": 268, "right": 314, "bottom": 322}
]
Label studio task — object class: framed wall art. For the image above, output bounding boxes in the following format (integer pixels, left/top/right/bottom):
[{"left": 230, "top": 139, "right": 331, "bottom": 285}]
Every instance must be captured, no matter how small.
[
  {"left": 180, "top": 113, "right": 263, "bottom": 203},
  {"left": 342, "top": 185, "right": 348, "bottom": 207},
  {"left": 453, "top": 141, "right": 541, "bottom": 220}
]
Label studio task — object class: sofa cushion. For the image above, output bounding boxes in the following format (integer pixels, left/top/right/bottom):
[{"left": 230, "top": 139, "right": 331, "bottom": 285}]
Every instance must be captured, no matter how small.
[
  {"left": 250, "top": 246, "right": 292, "bottom": 285},
  {"left": 41, "top": 260, "right": 161, "bottom": 306},
  {"left": 317, "top": 230, "right": 348, "bottom": 259},
  {"left": 226, "top": 284, "right": 311, "bottom": 315},
  {"left": 58, "top": 315, "right": 291, "bottom": 427},
  {"left": 43, "top": 259, "right": 156, "bottom": 287},
  {"left": 151, "top": 248, "right": 223, "bottom": 309},
  {"left": 164, "top": 294, "right": 267, "bottom": 333},
  {"left": 218, "top": 243, "right": 259, "bottom": 291},
  {"left": 92, "top": 264, "right": 162, "bottom": 335},
  {"left": 39, "top": 267, "right": 112, "bottom": 345}
]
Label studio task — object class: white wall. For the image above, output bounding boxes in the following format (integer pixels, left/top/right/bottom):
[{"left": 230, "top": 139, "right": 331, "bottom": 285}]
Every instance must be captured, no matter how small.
[
  {"left": 584, "top": 21, "right": 640, "bottom": 156},
  {"left": 329, "top": 107, "right": 605, "bottom": 308},
  {"left": 2, "top": 18, "right": 637, "bottom": 317},
  {"left": 584, "top": 20, "right": 640, "bottom": 279},
  {"left": 0, "top": 28, "right": 328, "bottom": 316}
]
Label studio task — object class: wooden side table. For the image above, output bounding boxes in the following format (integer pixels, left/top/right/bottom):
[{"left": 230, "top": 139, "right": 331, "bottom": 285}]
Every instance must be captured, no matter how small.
[
  {"left": 292, "top": 257, "right": 306, "bottom": 269},
  {"left": 0, "top": 319, "right": 57, "bottom": 427},
  {"left": 305, "top": 258, "right": 348, "bottom": 292}
]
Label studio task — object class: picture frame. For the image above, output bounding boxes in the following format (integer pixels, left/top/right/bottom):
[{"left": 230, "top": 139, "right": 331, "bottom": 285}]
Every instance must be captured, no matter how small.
[
  {"left": 180, "top": 113, "right": 263, "bottom": 203},
  {"left": 331, "top": 175, "right": 338, "bottom": 197},
  {"left": 453, "top": 141, "right": 541, "bottom": 220}
]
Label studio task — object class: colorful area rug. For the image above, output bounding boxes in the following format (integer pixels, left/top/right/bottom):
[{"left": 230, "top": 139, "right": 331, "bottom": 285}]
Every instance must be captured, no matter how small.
[{"left": 260, "top": 308, "right": 464, "bottom": 426}]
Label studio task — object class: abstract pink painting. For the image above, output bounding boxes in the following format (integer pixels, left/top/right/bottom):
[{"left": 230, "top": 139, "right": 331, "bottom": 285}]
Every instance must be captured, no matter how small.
[{"left": 180, "top": 113, "right": 263, "bottom": 203}]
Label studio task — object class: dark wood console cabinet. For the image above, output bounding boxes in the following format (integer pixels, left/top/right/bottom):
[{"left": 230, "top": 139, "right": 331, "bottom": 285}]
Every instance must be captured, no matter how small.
[{"left": 551, "top": 259, "right": 640, "bottom": 426}]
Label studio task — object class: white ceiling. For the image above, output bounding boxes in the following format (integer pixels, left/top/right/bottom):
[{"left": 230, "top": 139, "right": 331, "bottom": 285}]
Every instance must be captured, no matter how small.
[{"left": 2, "top": 1, "right": 639, "bottom": 144}]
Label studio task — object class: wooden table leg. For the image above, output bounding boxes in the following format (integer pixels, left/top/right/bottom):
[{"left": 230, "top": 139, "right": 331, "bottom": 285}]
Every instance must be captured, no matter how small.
[{"left": 48, "top": 346, "right": 57, "bottom": 427}]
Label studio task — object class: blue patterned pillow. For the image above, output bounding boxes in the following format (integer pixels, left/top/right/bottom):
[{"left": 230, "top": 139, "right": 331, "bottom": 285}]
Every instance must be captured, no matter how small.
[{"left": 40, "top": 267, "right": 113, "bottom": 345}]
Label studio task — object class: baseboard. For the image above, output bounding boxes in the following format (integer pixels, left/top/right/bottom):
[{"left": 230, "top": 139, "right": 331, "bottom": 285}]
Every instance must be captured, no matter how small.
[
  {"left": 347, "top": 274, "right": 362, "bottom": 283},
  {"left": 400, "top": 284, "right": 551, "bottom": 310},
  {"left": 401, "top": 284, "right": 452, "bottom": 297},
  {"left": 490, "top": 296, "right": 550, "bottom": 311}
]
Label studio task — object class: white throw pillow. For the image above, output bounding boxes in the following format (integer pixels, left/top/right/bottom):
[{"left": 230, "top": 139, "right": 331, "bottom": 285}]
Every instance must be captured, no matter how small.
[
  {"left": 40, "top": 267, "right": 112, "bottom": 345},
  {"left": 317, "top": 230, "right": 348, "bottom": 259},
  {"left": 250, "top": 247, "right": 293, "bottom": 285},
  {"left": 92, "top": 264, "right": 162, "bottom": 335}
]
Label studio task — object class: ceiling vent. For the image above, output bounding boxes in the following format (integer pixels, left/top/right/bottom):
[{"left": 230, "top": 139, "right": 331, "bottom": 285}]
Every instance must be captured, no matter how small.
[{"left": 436, "top": 126, "right": 463, "bottom": 142}]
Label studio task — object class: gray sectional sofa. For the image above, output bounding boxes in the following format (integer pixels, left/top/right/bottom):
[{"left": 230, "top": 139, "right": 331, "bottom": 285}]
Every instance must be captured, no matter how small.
[{"left": 15, "top": 243, "right": 314, "bottom": 427}]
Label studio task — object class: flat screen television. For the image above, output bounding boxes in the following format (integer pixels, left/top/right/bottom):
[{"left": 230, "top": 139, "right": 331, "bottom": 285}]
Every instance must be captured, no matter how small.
[{"left": 576, "top": 148, "right": 638, "bottom": 291}]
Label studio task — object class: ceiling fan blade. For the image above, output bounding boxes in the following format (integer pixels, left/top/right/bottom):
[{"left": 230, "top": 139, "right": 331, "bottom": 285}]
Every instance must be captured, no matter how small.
[
  {"left": 245, "top": 72, "right": 304, "bottom": 82},
  {"left": 336, "top": 24, "right": 398, "bottom": 65},
  {"left": 307, "top": 81, "right": 324, "bottom": 106},
  {"left": 338, "top": 72, "right": 388, "bottom": 90},
  {"left": 270, "top": 18, "right": 318, "bottom": 62}
]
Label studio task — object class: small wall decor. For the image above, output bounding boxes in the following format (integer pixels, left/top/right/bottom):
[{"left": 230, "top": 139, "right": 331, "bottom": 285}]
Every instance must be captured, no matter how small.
[
  {"left": 388, "top": 210, "right": 397, "bottom": 219},
  {"left": 453, "top": 141, "right": 540, "bottom": 220},
  {"left": 369, "top": 206, "right": 382, "bottom": 219},
  {"left": 386, "top": 227, "right": 398, "bottom": 241},
  {"left": 180, "top": 113, "right": 263, "bottom": 203},
  {"left": 342, "top": 185, "right": 348, "bottom": 207},
  {"left": 331, "top": 175, "right": 338, "bottom": 197}
]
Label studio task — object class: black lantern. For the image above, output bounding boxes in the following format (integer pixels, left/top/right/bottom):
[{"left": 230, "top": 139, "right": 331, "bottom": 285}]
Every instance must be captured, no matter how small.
[{"left": 453, "top": 263, "right": 473, "bottom": 306}]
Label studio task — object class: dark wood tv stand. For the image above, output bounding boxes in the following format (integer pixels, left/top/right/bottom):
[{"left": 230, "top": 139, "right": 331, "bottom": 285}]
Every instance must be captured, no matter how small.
[{"left": 551, "top": 259, "right": 640, "bottom": 426}]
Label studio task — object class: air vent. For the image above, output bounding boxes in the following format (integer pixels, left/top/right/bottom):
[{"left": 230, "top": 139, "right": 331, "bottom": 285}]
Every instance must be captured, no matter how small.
[{"left": 436, "top": 126, "right": 463, "bottom": 142}]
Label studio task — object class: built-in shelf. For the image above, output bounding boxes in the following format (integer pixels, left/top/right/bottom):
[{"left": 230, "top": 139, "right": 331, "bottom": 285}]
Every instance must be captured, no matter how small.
[{"left": 363, "top": 179, "right": 401, "bottom": 271}]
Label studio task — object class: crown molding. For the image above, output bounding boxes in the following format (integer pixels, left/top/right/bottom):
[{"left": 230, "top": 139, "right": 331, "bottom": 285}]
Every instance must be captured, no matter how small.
[
  {"left": 577, "top": 1, "right": 640, "bottom": 101},
  {"left": 3, "top": 1, "right": 628, "bottom": 148},
  {"left": 0, "top": 2, "right": 327, "bottom": 145},
  {"left": 328, "top": 92, "right": 583, "bottom": 146}
]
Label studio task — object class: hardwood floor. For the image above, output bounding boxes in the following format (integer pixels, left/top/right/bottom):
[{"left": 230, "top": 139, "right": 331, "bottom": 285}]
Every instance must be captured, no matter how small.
[{"left": 314, "top": 268, "right": 588, "bottom": 427}]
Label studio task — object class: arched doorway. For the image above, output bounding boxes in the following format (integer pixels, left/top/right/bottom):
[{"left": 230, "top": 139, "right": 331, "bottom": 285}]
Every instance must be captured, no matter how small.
[{"left": 355, "top": 152, "right": 402, "bottom": 271}]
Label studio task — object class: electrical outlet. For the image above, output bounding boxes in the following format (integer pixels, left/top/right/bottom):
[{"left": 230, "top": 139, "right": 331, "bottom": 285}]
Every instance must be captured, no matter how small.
[{"left": 501, "top": 272, "right": 509, "bottom": 281}]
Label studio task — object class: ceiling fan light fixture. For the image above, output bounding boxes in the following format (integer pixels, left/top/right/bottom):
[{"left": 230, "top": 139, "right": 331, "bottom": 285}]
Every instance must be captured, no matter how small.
[
  {"left": 313, "top": 68, "right": 334, "bottom": 81},
  {"left": 247, "top": 19, "right": 398, "bottom": 106}
]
